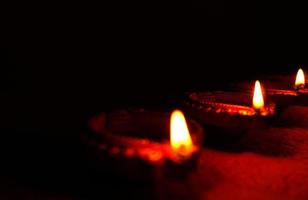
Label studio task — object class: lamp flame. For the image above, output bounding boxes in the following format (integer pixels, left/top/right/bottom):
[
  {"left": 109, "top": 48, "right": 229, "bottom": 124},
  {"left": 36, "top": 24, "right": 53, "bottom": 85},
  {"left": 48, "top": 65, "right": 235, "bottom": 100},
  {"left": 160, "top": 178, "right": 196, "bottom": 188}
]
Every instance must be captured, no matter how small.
[
  {"left": 295, "top": 68, "right": 305, "bottom": 89},
  {"left": 253, "top": 80, "right": 264, "bottom": 110},
  {"left": 170, "top": 110, "right": 193, "bottom": 158}
]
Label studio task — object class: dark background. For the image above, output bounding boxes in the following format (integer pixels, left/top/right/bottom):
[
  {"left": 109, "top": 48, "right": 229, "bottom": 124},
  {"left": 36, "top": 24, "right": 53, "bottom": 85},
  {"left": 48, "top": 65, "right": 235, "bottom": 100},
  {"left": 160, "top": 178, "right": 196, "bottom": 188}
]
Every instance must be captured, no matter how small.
[
  {"left": 2, "top": 2, "right": 308, "bottom": 107},
  {"left": 1, "top": 1, "right": 308, "bottom": 199}
]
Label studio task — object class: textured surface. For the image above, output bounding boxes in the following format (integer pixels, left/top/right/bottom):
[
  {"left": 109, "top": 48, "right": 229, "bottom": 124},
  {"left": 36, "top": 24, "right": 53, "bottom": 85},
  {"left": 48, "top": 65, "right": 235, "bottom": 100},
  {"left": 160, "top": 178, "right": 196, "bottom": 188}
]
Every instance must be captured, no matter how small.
[
  {"left": 192, "top": 105, "right": 308, "bottom": 200},
  {"left": 2, "top": 108, "right": 308, "bottom": 200}
]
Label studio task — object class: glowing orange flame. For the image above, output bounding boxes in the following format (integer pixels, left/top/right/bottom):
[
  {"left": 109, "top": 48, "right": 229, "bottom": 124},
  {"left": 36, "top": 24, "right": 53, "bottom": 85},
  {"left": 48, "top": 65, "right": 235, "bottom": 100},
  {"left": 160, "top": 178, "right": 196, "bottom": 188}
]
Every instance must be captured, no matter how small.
[
  {"left": 170, "top": 110, "right": 193, "bottom": 158},
  {"left": 253, "top": 80, "right": 264, "bottom": 110},
  {"left": 295, "top": 68, "right": 305, "bottom": 89}
]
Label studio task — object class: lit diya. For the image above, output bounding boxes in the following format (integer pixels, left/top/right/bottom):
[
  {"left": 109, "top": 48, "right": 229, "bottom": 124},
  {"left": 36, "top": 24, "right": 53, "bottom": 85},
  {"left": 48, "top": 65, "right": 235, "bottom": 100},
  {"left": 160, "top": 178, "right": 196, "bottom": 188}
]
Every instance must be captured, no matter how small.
[
  {"left": 81, "top": 109, "right": 203, "bottom": 182},
  {"left": 234, "top": 68, "right": 308, "bottom": 107},
  {"left": 265, "top": 68, "right": 308, "bottom": 107},
  {"left": 184, "top": 81, "right": 276, "bottom": 148}
]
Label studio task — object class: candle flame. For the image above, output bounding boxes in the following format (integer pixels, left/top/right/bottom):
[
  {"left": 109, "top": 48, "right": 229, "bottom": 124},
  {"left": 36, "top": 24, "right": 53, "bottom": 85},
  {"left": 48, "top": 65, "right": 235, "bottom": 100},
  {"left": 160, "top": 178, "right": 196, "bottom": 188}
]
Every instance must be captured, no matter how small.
[
  {"left": 253, "top": 80, "right": 264, "bottom": 110},
  {"left": 170, "top": 110, "right": 193, "bottom": 158},
  {"left": 295, "top": 68, "right": 305, "bottom": 89}
]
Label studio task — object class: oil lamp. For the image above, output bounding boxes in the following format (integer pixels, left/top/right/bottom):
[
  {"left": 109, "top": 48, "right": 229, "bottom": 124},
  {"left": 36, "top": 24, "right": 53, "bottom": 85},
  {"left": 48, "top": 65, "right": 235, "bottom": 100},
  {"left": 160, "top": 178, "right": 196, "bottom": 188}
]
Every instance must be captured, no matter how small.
[
  {"left": 265, "top": 68, "right": 308, "bottom": 107},
  {"left": 81, "top": 109, "right": 203, "bottom": 182},
  {"left": 234, "top": 68, "right": 308, "bottom": 107},
  {"left": 184, "top": 80, "right": 275, "bottom": 148}
]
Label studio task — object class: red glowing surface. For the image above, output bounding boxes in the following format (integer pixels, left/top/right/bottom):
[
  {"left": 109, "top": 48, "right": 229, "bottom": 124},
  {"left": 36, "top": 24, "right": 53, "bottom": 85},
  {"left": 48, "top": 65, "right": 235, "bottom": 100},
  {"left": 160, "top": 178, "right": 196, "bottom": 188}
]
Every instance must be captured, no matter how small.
[
  {"left": 181, "top": 106, "right": 308, "bottom": 200},
  {"left": 198, "top": 150, "right": 308, "bottom": 200},
  {"left": 171, "top": 100, "right": 308, "bottom": 200}
]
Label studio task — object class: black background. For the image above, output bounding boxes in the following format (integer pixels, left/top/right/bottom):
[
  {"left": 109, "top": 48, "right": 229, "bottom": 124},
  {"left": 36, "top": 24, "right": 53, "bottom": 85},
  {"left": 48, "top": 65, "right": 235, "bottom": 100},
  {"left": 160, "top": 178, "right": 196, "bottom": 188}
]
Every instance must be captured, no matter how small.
[
  {"left": 2, "top": 2, "right": 308, "bottom": 106},
  {"left": 1, "top": 1, "right": 308, "bottom": 199}
]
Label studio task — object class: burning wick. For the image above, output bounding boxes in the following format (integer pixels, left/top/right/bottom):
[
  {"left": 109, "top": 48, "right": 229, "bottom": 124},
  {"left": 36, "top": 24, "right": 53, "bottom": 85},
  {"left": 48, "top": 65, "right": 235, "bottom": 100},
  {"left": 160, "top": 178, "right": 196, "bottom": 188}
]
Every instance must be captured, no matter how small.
[
  {"left": 295, "top": 68, "right": 305, "bottom": 90},
  {"left": 170, "top": 110, "right": 194, "bottom": 160},
  {"left": 253, "top": 80, "right": 265, "bottom": 112}
]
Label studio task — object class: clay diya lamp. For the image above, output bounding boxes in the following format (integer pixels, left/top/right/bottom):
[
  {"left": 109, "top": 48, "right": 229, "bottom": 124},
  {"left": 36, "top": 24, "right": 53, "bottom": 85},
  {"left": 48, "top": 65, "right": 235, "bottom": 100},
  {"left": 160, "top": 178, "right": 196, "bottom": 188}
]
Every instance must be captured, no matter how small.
[
  {"left": 234, "top": 68, "right": 308, "bottom": 107},
  {"left": 81, "top": 109, "right": 204, "bottom": 182},
  {"left": 265, "top": 68, "right": 308, "bottom": 107},
  {"left": 184, "top": 81, "right": 276, "bottom": 148}
]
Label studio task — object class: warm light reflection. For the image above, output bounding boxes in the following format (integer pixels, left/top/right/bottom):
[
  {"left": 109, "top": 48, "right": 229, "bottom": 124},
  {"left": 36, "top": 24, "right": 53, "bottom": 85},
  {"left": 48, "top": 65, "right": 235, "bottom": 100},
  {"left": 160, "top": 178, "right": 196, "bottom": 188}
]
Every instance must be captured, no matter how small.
[
  {"left": 253, "top": 80, "right": 264, "bottom": 110},
  {"left": 170, "top": 110, "right": 193, "bottom": 158},
  {"left": 295, "top": 68, "right": 305, "bottom": 89}
]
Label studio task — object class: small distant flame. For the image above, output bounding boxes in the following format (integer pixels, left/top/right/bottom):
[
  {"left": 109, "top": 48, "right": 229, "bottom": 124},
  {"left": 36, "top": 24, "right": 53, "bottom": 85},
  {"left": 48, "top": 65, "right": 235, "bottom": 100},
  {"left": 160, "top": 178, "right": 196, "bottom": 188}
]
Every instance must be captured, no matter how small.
[
  {"left": 295, "top": 68, "right": 305, "bottom": 89},
  {"left": 170, "top": 110, "right": 193, "bottom": 158},
  {"left": 253, "top": 80, "right": 264, "bottom": 110}
]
